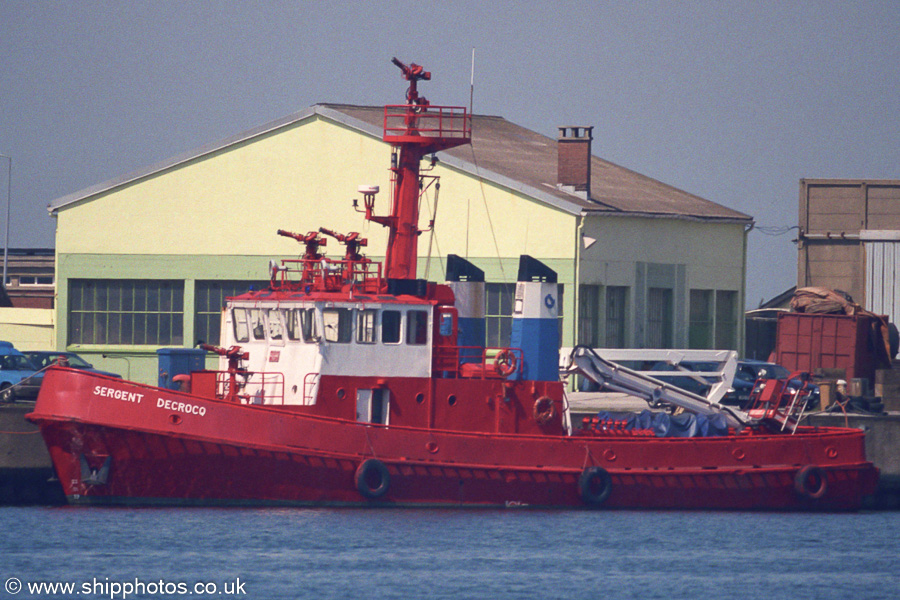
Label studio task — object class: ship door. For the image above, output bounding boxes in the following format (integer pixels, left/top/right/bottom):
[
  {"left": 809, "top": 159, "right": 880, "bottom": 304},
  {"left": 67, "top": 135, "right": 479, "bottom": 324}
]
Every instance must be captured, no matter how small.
[
  {"left": 433, "top": 306, "right": 458, "bottom": 374},
  {"left": 356, "top": 389, "right": 390, "bottom": 425}
]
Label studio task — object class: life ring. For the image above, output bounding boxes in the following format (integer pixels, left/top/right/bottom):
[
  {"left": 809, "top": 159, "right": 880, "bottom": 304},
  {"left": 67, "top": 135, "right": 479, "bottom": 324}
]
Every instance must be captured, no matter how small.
[
  {"left": 355, "top": 459, "right": 390, "bottom": 499},
  {"left": 533, "top": 396, "right": 556, "bottom": 425},
  {"left": 544, "top": 294, "right": 556, "bottom": 310},
  {"left": 494, "top": 349, "right": 518, "bottom": 377},
  {"left": 578, "top": 466, "right": 612, "bottom": 506},
  {"left": 794, "top": 465, "right": 828, "bottom": 499}
]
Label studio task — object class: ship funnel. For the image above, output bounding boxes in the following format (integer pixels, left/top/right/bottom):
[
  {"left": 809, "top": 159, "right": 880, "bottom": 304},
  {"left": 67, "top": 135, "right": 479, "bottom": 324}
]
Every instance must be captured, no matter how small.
[{"left": 510, "top": 255, "right": 559, "bottom": 381}]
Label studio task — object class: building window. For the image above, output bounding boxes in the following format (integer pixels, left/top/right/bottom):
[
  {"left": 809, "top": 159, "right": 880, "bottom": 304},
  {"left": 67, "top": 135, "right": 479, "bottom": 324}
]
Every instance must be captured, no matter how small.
[
  {"left": 647, "top": 287, "right": 673, "bottom": 348},
  {"left": 194, "top": 280, "right": 267, "bottom": 346},
  {"left": 13, "top": 275, "right": 54, "bottom": 286},
  {"left": 487, "top": 283, "right": 565, "bottom": 348},
  {"left": 715, "top": 290, "right": 738, "bottom": 349},
  {"left": 605, "top": 286, "right": 628, "bottom": 348},
  {"left": 69, "top": 279, "right": 184, "bottom": 346},
  {"left": 578, "top": 285, "right": 600, "bottom": 346},
  {"left": 486, "top": 283, "right": 515, "bottom": 347},
  {"left": 689, "top": 289, "right": 713, "bottom": 349}
]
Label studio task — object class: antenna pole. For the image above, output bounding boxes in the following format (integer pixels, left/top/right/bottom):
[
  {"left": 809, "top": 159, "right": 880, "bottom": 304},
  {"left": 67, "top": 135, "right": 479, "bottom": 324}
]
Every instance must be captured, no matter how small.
[{"left": 469, "top": 48, "right": 475, "bottom": 117}]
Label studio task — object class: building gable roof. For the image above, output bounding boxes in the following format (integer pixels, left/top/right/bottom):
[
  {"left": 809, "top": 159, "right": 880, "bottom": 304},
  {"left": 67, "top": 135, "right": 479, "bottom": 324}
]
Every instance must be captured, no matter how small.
[{"left": 49, "top": 103, "right": 752, "bottom": 224}]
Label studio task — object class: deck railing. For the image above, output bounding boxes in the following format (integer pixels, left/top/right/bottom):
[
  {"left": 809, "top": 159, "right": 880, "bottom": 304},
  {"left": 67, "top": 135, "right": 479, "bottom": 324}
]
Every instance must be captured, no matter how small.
[{"left": 271, "top": 258, "right": 383, "bottom": 293}]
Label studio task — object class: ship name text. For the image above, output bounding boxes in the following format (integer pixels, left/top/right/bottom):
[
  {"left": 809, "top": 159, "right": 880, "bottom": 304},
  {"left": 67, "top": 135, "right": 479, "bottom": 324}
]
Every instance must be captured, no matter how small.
[
  {"left": 93, "top": 385, "right": 144, "bottom": 404},
  {"left": 157, "top": 397, "right": 207, "bottom": 417}
]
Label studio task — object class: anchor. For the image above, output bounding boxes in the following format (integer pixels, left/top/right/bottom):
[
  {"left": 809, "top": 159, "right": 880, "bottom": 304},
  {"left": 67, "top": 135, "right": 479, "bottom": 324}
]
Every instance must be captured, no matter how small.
[{"left": 80, "top": 455, "right": 111, "bottom": 486}]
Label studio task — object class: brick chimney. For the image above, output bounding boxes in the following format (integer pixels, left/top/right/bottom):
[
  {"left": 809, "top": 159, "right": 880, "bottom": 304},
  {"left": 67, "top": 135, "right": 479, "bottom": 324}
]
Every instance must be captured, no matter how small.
[{"left": 557, "top": 126, "right": 593, "bottom": 198}]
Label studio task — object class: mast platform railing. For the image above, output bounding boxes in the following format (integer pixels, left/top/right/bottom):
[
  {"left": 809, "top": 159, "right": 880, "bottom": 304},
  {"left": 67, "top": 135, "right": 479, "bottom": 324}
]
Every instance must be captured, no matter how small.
[{"left": 383, "top": 105, "right": 471, "bottom": 145}]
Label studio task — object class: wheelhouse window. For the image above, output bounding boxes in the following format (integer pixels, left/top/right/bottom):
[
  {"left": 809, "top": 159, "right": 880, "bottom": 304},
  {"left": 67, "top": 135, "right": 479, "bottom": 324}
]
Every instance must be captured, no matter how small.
[
  {"left": 357, "top": 309, "right": 377, "bottom": 344},
  {"left": 406, "top": 310, "right": 429, "bottom": 345},
  {"left": 323, "top": 308, "right": 352, "bottom": 343},
  {"left": 249, "top": 309, "right": 266, "bottom": 340},
  {"left": 68, "top": 279, "right": 184, "bottom": 346},
  {"left": 266, "top": 308, "right": 284, "bottom": 342},
  {"left": 285, "top": 309, "right": 301, "bottom": 341},
  {"left": 233, "top": 308, "right": 250, "bottom": 343},
  {"left": 300, "top": 308, "right": 318, "bottom": 342},
  {"left": 382, "top": 310, "right": 401, "bottom": 344}
]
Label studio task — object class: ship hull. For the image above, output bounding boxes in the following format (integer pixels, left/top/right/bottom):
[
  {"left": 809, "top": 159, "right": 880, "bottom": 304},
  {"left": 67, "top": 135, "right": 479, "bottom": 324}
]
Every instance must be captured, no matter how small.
[{"left": 29, "top": 368, "right": 879, "bottom": 511}]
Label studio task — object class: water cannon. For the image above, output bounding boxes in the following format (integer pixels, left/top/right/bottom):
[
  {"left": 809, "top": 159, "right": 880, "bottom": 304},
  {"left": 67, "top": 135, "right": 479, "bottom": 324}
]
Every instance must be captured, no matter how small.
[
  {"left": 277, "top": 229, "right": 327, "bottom": 259},
  {"left": 199, "top": 343, "right": 249, "bottom": 362},
  {"left": 391, "top": 57, "right": 430, "bottom": 106},
  {"left": 319, "top": 227, "right": 368, "bottom": 262}
]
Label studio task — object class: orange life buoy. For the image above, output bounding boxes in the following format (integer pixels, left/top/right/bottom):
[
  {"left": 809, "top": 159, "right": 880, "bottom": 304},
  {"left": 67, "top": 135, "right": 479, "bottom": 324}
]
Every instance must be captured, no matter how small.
[
  {"left": 533, "top": 396, "right": 556, "bottom": 425},
  {"left": 494, "top": 349, "right": 518, "bottom": 377}
]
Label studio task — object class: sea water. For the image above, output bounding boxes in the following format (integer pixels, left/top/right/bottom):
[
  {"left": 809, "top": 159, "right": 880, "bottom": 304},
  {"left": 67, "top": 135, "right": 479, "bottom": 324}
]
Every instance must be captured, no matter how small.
[{"left": 1, "top": 507, "right": 898, "bottom": 600}]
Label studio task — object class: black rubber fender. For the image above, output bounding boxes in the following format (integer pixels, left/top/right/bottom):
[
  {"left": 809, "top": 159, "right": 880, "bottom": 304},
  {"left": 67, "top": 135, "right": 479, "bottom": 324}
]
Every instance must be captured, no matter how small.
[
  {"left": 794, "top": 465, "right": 828, "bottom": 499},
  {"left": 578, "top": 466, "right": 612, "bottom": 506},
  {"left": 355, "top": 459, "right": 390, "bottom": 499}
]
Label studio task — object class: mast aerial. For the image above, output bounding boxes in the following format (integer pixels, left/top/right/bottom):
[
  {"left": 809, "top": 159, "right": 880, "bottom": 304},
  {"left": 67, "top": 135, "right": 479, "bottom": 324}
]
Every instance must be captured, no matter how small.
[{"left": 364, "top": 58, "right": 471, "bottom": 282}]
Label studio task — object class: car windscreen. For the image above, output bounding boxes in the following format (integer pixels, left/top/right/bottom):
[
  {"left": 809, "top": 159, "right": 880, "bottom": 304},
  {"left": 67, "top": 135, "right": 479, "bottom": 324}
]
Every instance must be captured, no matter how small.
[{"left": 1, "top": 355, "right": 38, "bottom": 370}]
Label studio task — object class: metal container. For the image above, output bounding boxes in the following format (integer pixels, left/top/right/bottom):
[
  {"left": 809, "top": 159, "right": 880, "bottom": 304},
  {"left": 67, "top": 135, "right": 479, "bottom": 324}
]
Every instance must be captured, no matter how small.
[{"left": 775, "top": 312, "right": 879, "bottom": 385}]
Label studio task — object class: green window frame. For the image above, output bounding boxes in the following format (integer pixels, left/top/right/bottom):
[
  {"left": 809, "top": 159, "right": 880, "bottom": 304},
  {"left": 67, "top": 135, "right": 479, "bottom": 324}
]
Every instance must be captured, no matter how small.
[
  {"left": 195, "top": 280, "right": 268, "bottom": 346},
  {"left": 689, "top": 289, "right": 714, "bottom": 349},
  {"left": 68, "top": 279, "right": 184, "bottom": 346},
  {"left": 485, "top": 283, "right": 516, "bottom": 347}
]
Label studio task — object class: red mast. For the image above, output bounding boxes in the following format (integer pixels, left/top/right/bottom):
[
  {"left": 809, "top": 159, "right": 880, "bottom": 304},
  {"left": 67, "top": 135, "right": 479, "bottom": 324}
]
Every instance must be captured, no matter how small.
[{"left": 367, "top": 58, "right": 471, "bottom": 282}]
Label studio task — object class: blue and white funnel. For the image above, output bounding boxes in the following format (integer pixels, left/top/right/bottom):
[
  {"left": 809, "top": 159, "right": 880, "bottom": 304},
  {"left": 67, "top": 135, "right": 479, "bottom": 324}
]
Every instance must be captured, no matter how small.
[{"left": 510, "top": 255, "right": 559, "bottom": 381}]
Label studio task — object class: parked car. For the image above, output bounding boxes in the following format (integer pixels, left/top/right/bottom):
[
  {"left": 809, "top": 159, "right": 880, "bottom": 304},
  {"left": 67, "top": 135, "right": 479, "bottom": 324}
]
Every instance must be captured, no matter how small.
[
  {"left": 0, "top": 341, "right": 43, "bottom": 402},
  {"left": 22, "top": 351, "right": 122, "bottom": 378}
]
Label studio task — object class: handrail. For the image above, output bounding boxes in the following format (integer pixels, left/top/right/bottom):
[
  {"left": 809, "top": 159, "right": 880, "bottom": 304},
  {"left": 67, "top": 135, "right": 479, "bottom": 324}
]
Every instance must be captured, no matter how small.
[
  {"left": 271, "top": 257, "right": 383, "bottom": 293},
  {"left": 436, "top": 345, "right": 524, "bottom": 379},
  {"left": 383, "top": 105, "right": 471, "bottom": 142},
  {"left": 303, "top": 372, "right": 319, "bottom": 404},
  {"left": 212, "top": 370, "right": 285, "bottom": 405}
]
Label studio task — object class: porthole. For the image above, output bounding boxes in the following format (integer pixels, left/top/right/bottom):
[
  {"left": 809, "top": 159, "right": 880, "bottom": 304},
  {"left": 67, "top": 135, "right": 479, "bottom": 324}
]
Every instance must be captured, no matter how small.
[
  {"left": 336, "top": 388, "right": 346, "bottom": 400},
  {"left": 415, "top": 393, "right": 425, "bottom": 404},
  {"left": 448, "top": 395, "right": 457, "bottom": 406}
]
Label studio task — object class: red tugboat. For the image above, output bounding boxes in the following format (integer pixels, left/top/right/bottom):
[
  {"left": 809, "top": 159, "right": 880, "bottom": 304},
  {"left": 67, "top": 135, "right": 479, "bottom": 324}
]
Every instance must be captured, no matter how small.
[{"left": 28, "top": 59, "right": 878, "bottom": 510}]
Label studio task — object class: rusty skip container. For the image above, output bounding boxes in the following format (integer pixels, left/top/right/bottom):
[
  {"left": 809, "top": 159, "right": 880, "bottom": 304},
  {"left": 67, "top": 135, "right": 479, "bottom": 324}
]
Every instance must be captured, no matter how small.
[{"left": 775, "top": 312, "right": 880, "bottom": 384}]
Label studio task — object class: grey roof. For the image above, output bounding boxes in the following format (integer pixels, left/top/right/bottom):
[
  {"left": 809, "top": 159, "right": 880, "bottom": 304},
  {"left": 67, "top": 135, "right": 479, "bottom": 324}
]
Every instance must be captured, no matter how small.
[{"left": 49, "top": 104, "right": 753, "bottom": 224}]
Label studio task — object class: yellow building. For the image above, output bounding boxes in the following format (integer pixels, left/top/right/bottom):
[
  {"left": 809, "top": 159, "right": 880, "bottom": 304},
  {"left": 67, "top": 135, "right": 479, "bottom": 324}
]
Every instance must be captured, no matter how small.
[{"left": 49, "top": 105, "right": 752, "bottom": 383}]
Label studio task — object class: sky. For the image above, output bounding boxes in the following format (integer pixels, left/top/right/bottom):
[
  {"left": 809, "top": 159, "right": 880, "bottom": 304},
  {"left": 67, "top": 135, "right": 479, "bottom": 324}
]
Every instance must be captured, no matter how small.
[{"left": 1, "top": 0, "right": 898, "bottom": 307}]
